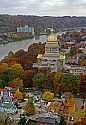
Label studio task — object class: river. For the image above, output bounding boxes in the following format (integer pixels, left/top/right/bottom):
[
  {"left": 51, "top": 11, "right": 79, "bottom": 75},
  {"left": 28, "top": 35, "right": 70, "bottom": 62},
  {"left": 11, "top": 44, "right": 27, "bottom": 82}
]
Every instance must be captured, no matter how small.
[{"left": 0, "top": 35, "right": 47, "bottom": 60}]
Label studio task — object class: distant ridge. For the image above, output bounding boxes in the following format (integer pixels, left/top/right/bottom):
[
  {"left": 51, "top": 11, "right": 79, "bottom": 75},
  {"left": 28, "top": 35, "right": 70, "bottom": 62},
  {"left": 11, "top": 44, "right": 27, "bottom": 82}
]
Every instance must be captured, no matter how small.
[{"left": 0, "top": 15, "right": 86, "bottom": 33}]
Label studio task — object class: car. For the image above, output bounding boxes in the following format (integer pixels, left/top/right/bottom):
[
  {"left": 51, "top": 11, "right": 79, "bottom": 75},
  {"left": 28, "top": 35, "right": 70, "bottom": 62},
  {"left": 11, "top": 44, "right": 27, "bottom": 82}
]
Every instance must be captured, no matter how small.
[{"left": 32, "top": 96, "right": 40, "bottom": 103}]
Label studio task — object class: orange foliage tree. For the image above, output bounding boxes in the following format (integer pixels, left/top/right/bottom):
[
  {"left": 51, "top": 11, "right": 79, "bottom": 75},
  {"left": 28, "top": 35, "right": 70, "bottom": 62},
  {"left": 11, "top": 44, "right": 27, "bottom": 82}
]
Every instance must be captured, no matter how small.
[
  {"left": 0, "top": 63, "right": 8, "bottom": 73},
  {"left": 9, "top": 82, "right": 16, "bottom": 88},
  {"left": 64, "top": 95, "right": 76, "bottom": 114},
  {"left": 14, "top": 89, "right": 24, "bottom": 101}
]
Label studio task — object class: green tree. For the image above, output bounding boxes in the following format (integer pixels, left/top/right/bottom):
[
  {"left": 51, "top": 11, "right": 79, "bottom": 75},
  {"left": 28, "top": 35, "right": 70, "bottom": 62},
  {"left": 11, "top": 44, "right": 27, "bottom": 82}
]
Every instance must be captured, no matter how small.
[
  {"left": 0, "top": 79, "right": 5, "bottom": 88},
  {"left": 33, "top": 72, "right": 47, "bottom": 88},
  {"left": 0, "top": 68, "right": 13, "bottom": 86},
  {"left": 69, "top": 48, "right": 76, "bottom": 57},
  {"left": 61, "top": 73, "right": 80, "bottom": 95},
  {"left": 74, "top": 109, "right": 86, "bottom": 120}
]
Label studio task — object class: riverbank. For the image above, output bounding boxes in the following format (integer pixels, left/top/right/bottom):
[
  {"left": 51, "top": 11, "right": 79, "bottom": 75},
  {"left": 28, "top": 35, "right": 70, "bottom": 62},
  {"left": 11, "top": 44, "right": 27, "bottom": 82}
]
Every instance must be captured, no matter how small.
[
  {"left": 0, "top": 36, "right": 34, "bottom": 45},
  {"left": 0, "top": 35, "right": 47, "bottom": 60}
]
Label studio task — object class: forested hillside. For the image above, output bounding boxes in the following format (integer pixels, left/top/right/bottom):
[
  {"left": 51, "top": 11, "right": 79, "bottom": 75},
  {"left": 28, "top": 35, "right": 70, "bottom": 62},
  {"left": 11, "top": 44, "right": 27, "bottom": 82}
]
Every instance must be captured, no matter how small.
[{"left": 0, "top": 15, "right": 86, "bottom": 32}]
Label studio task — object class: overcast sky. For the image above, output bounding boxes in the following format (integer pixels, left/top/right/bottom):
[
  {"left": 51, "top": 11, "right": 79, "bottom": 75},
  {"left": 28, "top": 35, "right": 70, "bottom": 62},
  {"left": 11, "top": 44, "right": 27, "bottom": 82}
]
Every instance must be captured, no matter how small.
[{"left": 0, "top": 0, "right": 86, "bottom": 16}]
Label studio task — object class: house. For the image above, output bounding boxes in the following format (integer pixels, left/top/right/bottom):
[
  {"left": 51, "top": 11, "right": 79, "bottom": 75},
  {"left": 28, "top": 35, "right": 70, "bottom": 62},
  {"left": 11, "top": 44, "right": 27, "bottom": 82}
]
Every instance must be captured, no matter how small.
[
  {"left": 65, "top": 65, "right": 86, "bottom": 74},
  {"left": 30, "top": 113, "right": 61, "bottom": 125},
  {"left": 19, "top": 112, "right": 61, "bottom": 125}
]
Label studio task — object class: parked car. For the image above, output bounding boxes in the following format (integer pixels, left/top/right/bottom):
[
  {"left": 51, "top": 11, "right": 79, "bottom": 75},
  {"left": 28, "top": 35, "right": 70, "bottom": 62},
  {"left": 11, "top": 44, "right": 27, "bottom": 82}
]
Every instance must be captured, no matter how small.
[{"left": 32, "top": 95, "right": 40, "bottom": 103}]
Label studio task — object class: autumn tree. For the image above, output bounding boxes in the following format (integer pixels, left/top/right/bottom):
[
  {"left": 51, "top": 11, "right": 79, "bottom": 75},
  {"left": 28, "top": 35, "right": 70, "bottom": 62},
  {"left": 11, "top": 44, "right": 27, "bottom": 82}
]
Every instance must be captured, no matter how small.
[
  {"left": 14, "top": 89, "right": 24, "bottom": 102},
  {"left": 27, "top": 43, "right": 45, "bottom": 66},
  {"left": 70, "top": 31, "right": 80, "bottom": 40},
  {"left": 25, "top": 97, "right": 35, "bottom": 116},
  {"left": 53, "top": 72, "right": 64, "bottom": 93},
  {"left": 14, "top": 43, "right": 45, "bottom": 69},
  {"left": 9, "top": 82, "right": 16, "bottom": 88},
  {"left": 74, "top": 109, "right": 86, "bottom": 120},
  {"left": 15, "top": 49, "right": 29, "bottom": 68},
  {"left": 80, "top": 73, "right": 86, "bottom": 101},
  {"left": 11, "top": 64, "right": 24, "bottom": 78},
  {"left": 0, "top": 63, "right": 8, "bottom": 73},
  {"left": 47, "top": 72, "right": 55, "bottom": 90},
  {"left": 47, "top": 72, "right": 64, "bottom": 93},
  {"left": 28, "top": 42, "right": 45, "bottom": 56},
  {"left": 10, "top": 78, "right": 23, "bottom": 89},
  {"left": 79, "top": 54, "right": 86, "bottom": 66},
  {"left": 1, "top": 51, "right": 15, "bottom": 66},
  {"left": 64, "top": 95, "right": 76, "bottom": 114},
  {"left": 7, "top": 58, "right": 17, "bottom": 66},
  {"left": 42, "top": 91, "right": 54, "bottom": 102},
  {"left": 80, "top": 59, "right": 86, "bottom": 66}
]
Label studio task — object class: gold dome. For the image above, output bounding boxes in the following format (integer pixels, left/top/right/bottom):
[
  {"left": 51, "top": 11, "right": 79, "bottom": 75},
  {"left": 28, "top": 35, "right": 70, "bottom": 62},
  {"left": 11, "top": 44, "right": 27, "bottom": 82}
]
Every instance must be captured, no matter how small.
[{"left": 48, "top": 32, "right": 57, "bottom": 42}]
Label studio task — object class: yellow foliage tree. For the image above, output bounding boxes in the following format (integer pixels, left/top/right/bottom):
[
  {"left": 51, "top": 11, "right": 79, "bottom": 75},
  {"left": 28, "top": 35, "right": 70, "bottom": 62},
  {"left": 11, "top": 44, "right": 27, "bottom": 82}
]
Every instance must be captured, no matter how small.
[
  {"left": 53, "top": 72, "right": 64, "bottom": 89},
  {"left": 42, "top": 91, "right": 54, "bottom": 102},
  {"left": 74, "top": 109, "right": 86, "bottom": 120},
  {"left": 11, "top": 64, "right": 24, "bottom": 78},
  {"left": 64, "top": 96, "right": 76, "bottom": 114},
  {"left": 14, "top": 89, "right": 23, "bottom": 101},
  {"left": 48, "top": 72, "right": 64, "bottom": 93},
  {"left": 80, "top": 59, "right": 86, "bottom": 66},
  {"left": 48, "top": 101, "right": 64, "bottom": 113}
]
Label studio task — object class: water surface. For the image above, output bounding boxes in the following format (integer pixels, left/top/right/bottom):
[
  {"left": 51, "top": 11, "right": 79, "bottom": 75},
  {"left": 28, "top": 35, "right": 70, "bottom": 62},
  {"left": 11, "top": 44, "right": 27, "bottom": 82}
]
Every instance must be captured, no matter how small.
[{"left": 0, "top": 35, "right": 47, "bottom": 59}]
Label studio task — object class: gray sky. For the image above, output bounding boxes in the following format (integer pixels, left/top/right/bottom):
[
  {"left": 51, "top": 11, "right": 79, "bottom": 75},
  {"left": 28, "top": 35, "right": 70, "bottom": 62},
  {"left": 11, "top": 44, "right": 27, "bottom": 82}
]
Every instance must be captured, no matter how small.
[{"left": 0, "top": 0, "right": 86, "bottom": 16}]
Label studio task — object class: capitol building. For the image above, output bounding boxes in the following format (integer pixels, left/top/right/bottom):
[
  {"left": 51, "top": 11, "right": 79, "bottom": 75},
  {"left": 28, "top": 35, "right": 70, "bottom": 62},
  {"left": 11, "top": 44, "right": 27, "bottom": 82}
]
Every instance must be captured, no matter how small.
[{"left": 33, "top": 29, "right": 65, "bottom": 72}]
